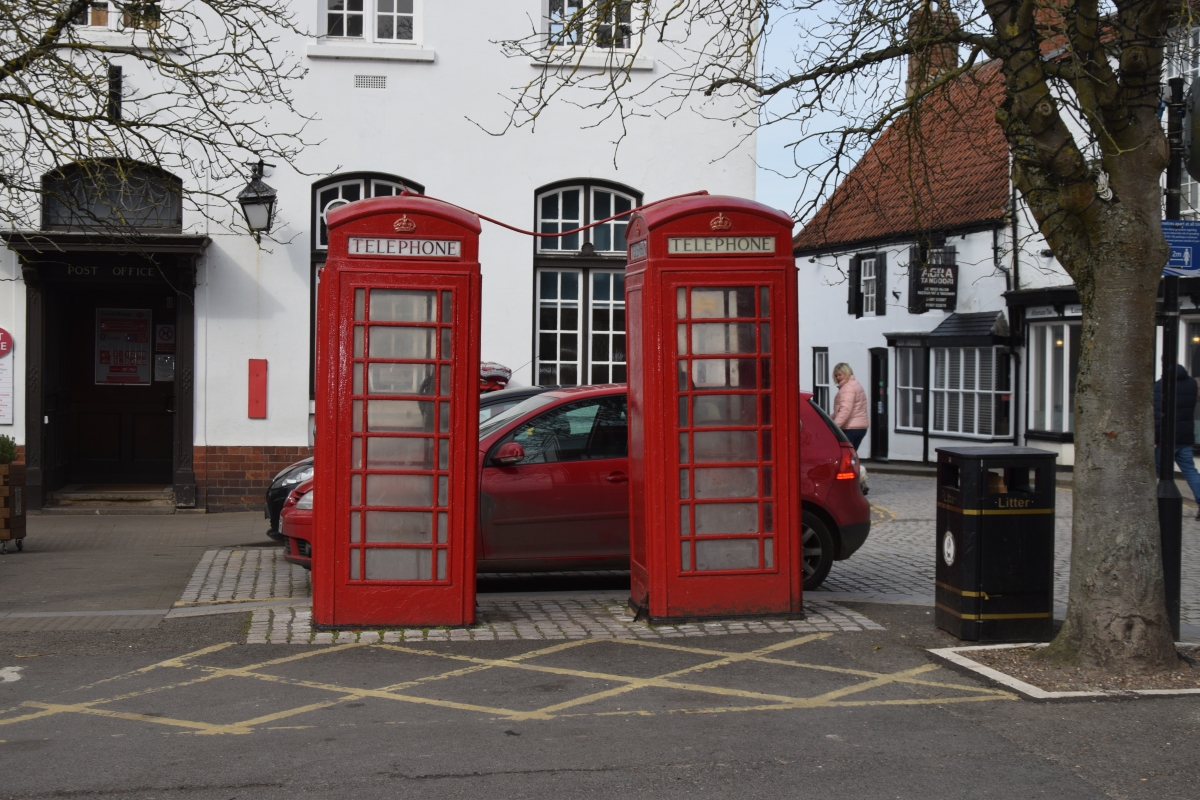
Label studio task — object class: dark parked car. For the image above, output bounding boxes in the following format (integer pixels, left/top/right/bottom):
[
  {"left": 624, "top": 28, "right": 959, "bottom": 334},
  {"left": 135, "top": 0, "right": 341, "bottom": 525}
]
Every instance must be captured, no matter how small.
[
  {"left": 265, "top": 385, "right": 552, "bottom": 540},
  {"left": 282, "top": 385, "right": 870, "bottom": 590}
]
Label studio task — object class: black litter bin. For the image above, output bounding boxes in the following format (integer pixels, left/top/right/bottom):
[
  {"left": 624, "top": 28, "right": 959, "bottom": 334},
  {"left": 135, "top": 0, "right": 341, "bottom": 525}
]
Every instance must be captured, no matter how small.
[{"left": 935, "top": 447, "right": 1056, "bottom": 642}]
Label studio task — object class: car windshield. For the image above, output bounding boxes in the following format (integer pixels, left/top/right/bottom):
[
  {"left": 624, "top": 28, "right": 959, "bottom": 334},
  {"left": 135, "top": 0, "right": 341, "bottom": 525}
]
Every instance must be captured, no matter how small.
[{"left": 478, "top": 393, "right": 559, "bottom": 440}]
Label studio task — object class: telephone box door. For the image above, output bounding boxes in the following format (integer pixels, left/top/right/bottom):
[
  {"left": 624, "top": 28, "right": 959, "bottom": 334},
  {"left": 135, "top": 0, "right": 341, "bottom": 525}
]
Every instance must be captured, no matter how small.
[
  {"left": 625, "top": 196, "right": 799, "bottom": 621},
  {"left": 314, "top": 197, "right": 481, "bottom": 628}
]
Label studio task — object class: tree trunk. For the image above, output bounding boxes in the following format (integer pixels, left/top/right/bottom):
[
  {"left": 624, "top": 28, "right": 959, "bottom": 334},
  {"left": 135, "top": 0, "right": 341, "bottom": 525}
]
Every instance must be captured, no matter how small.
[{"left": 1042, "top": 190, "right": 1178, "bottom": 671}]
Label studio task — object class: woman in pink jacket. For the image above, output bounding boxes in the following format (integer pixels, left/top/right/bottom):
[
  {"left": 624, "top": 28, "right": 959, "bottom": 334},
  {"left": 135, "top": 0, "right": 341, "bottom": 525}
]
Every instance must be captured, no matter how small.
[{"left": 832, "top": 362, "right": 869, "bottom": 450}]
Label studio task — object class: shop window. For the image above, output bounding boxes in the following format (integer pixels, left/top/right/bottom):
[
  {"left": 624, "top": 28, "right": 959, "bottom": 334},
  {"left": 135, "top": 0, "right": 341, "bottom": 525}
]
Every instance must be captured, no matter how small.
[
  {"left": 812, "top": 347, "right": 830, "bottom": 412},
  {"left": 533, "top": 180, "right": 641, "bottom": 387},
  {"left": 932, "top": 346, "right": 1011, "bottom": 438},
  {"left": 1028, "top": 322, "right": 1080, "bottom": 433},
  {"left": 896, "top": 347, "right": 925, "bottom": 430},
  {"left": 548, "top": 0, "right": 632, "bottom": 49}
]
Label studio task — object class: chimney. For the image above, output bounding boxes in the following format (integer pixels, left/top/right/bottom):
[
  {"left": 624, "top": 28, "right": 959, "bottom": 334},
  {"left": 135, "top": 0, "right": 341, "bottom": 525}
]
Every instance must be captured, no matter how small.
[{"left": 906, "top": 1, "right": 961, "bottom": 99}]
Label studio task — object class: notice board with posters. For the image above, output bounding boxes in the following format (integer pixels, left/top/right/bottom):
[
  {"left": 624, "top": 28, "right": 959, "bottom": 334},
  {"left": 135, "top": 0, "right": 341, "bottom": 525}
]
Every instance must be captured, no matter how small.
[{"left": 95, "top": 308, "right": 152, "bottom": 385}]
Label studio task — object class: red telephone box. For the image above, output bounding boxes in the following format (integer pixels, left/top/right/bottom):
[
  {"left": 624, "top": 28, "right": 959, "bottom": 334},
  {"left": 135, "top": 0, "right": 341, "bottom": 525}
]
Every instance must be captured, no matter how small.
[
  {"left": 625, "top": 195, "right": 799, "bottom": 620},
  {"left": 313, "top": 195, "right": 481, "bottom": 627}
]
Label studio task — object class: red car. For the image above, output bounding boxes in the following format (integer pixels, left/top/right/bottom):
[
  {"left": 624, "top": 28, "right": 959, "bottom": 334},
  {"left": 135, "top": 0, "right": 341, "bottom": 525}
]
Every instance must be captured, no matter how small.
[
  {"left": 281, "top": 478, "right": 314, "bottom": 569},
  {"left": 283, "top": 385, "right": 870, "bottom": 590},
  {"left": 477, "top": 385, "right": 868, "bottom": 590}
]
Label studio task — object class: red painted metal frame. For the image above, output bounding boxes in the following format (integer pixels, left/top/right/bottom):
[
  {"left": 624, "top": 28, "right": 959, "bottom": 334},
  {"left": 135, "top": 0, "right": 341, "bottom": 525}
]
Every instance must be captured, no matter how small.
[
  {"left": 625, "top": 196, "right": 799, "bottom": 621},
  {"left": 314, "top": 196, "right": 481, "bottom": 628}
]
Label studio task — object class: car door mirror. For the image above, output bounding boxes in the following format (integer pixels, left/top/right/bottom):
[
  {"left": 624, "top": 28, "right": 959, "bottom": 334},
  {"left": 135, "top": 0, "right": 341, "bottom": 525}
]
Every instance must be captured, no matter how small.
[{"left": 492, "top": 442, "right": 526, "bottom": 466}]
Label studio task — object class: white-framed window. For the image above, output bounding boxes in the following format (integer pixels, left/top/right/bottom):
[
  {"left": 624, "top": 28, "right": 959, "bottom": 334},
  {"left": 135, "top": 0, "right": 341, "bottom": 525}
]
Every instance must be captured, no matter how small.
[
  {"left": 861, "top": 256, "right": 877, "bottom": 315},
  {"left": 326, "top": 0, "right": 365, "bottom": 37},
  {"left": 812, "top": 348, "right": 830, "bottom": 412},
  {"left": 71, "top": 2, "right": 161, "bottom": 29},
  {"left": 547, "top": 0, "right": 632, "bottom": 49},
  {"left": 932, "top": 346, "right": 1012, "bottom": 437},
  {"left": 314, "top": 175, "right": 415, "bottom": 249},
  {"left": 896, "top": 347, "right": 926, "bottom": 431},
  {"left": 376, "top": 0, "right": 414, "bottom": 41},
  {"left": 537, "top": 269, "right": 583, "bottom": 386},
  {"left": 536, "top": 183, "right": 636, "bottom": 253},
  {"left": 1028, "top": 322, "right": 1080, "bottom": 433},
  {"left": 535, "top": 268, "right": 628, "bottom": 386}
]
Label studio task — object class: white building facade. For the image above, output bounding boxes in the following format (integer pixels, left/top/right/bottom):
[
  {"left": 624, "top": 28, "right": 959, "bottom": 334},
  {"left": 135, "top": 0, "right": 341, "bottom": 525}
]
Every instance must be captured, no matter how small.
[{"left": 0, "top": 2, "right": 755, "bottom": 510}]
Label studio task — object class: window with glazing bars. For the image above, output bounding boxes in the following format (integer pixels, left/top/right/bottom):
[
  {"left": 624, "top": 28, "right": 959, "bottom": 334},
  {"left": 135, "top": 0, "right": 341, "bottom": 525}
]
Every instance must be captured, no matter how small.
[
  {"left": 346, "top": 287, "right": 453, "bottom": 582},
  {"left": 327, "top": 0, "right": 364, "bottom": 37},
  {"left": 376, "top": 0, "right": 413, "bottom": 40},
  {"left": 812, "top": 348, "right": 830, "bottom": 412},
  {"left": 895, "top": 347, "right": 925, "bottom": 430},
  {"left": 931, "top": 346, "right": 1012, "bottom": 437},
  {"left": 675, "top": 286, "right": 775, "bottom": 574}
]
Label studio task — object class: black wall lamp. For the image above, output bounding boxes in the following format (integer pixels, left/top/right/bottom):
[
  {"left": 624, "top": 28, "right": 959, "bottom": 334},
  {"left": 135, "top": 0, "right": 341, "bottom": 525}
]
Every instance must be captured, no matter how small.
[{"left": 238, "top": 159, "right": 277, "bottom": 243}]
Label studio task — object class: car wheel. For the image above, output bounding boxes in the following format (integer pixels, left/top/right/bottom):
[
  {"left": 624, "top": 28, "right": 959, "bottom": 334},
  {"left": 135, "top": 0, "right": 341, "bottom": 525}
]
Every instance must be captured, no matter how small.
[{"left": 801, "top": 511, "right": 835, "bottom": 591}]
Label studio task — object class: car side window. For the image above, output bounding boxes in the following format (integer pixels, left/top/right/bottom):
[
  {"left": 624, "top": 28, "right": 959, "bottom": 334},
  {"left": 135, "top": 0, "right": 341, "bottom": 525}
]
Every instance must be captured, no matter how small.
[
  {"left": 505, "top": 400, "right": 603, "bottom": 464},
  {"left": 586, "top": 396, "right": 627, "bottom": 459}
]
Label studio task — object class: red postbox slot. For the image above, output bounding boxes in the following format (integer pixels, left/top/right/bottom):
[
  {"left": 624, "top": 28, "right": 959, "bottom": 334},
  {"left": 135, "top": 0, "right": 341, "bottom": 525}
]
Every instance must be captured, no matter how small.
[{"left": 314, "top": 196, "right": 482, "bottom": 628}]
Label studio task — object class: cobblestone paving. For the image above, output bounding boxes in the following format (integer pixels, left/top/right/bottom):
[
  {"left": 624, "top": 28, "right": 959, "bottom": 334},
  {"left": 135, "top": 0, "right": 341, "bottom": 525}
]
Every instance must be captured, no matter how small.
[
  {"left": 818, "top": 474, "right": 1200, "bottom": 627},
  {"left": 175, "top": 548, "right": 310, "bottom": 605},
  {"left": 244, "top": 596, "right": 884, "bottom": 644}
]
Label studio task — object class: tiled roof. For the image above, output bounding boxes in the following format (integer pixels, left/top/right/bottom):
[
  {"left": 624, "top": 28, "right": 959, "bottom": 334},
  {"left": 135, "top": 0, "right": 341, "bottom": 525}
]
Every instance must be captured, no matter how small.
[
  {"left": 794, "top": 60, "right": 1010, "bottom": 252},
  {"left": 929, "top": 310, "right": 1009, "bottom": 339}
]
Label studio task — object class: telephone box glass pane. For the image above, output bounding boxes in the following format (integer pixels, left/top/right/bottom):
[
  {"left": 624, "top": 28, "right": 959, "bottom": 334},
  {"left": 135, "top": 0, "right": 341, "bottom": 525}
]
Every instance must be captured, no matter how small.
[
  {"left": 691, "top": 323, "right": 756, "bottom": 354},
  {"left": 676, "top": 324, "right": 687, "bottom": 355},
  {"left": 351, "top": 474, "right": 361, "bottom": 505},
  {"left": 679, "top": 469, "right": 690, "bottom": 499},
  {"left": 441, "top": 291, "right": 453, "bottom": 322},
  {"left": 365, "top": 511, "right": 432, "bottom": 542},
  {"left": 681, "top": 540, "right": 692, "bottom": 571},
  {"left": 439, "top": 365, "right": 450, "bottom": 395},
  {"left": 354, "top": 288, "right": 365, "bottom": 320},
  {"left": 437, "top": 512, "right": 447, "bottom": 542},
  {"left": 691, "top": 359, "right": 757, "bottom": 389},
  {"left": 354, "top": 327, "right": 364, "bottom": 357},
  {"left": 691, "top": 288, "right": 754, "bottom": 318},
  {"left": 367, "top": 437, "right": 433, "bottom": 469},
  {"left": 366, "top": 474, "right": 432, "bottom": 507},
  {"left": 694, "top": 503, "right": 758, "bottom": 534},
  {"left": 438, "top": 475, "right": 448, "bottom": 505},
  {"left": 350, "top": 511, "right": 361, "bottom": 542},
  {"left": 351, "top": 437, "right": 362, "bottom": 468},
  {"left": 440, "top": 328, "right": 451, "bottom": 358},
  {"left": 439, "top": 402, "right": 450, "bottom": 432},
  {"left": 693, "top": 431, "right": 757, "bottom": 462},
  {"left": 695, "top": 539, "right": 759, "bottom": 571},
  {"left": 678, "top": 433, "right": 689, "bottom": 463},
  {"left": 764, "top": 538, "right": 774, "bottom": 568},
  {"left": 369, "top": 327, "right": 435, "bottom": 359},
  {"left": 349, "top": 550, "right": 360, "bottom": 580},
  {"left": 368, "top": 400, "right": 434, "bottom": 432},
  {"left": 693, "top": 395, "right": 756, "bottom": 426},
  {"left": 369, "top": 364, "right": 435, "bottom": 395},
  {"left": 353, "top": 363, "right": 364, "bottom": 394},
  {"left": 759, "top": 287, "right": 770, "bottom": 317},
  {"left": 694, "top": 467, "right": 758, "bottom": 498},
  {"left": 680, "top": 505, "right": 690, "bottom": 535},
  {"left": 437, "top": 549, "right": 447, "bottom": 580},
  {"left": 370, "top": 290, "right": 435, "bottom": 322},
  {"left": 438, "top": 439, "right": 449, "bottom": 469},
  {"left": 366, "top": 548, "right": 431, "bottom": 580},
  {"left": 760, "top": 323, "right": 770, "bottom": 353},
  {"left": 676, "top": 287, "right": 687, "bottom": 318}
]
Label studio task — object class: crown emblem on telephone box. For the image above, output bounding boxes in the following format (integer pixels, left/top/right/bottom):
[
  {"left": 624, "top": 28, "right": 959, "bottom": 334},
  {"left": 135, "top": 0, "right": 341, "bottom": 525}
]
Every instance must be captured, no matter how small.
[
  {"left": 393, "top": 215, "right": 417, "bottom": 233},
  {"left": 709, "top": 213, "right": 733, "bottom": 231}
]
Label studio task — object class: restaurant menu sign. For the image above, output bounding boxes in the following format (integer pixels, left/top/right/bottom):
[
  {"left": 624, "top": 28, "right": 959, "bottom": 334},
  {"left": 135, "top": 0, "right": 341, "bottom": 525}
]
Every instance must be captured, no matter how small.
[
  {"left": 913, "top": 261, "right": 958, "bottom": 312},
  {"left": 96, "top": 308, "right": 152, "bottom": 385}
]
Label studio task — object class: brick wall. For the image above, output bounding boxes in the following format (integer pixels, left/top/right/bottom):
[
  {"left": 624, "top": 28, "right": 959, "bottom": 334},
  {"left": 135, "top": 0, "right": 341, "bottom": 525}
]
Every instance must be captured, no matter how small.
[{"left": 194, "top": 446, "right": 313, "bottom": 512}]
